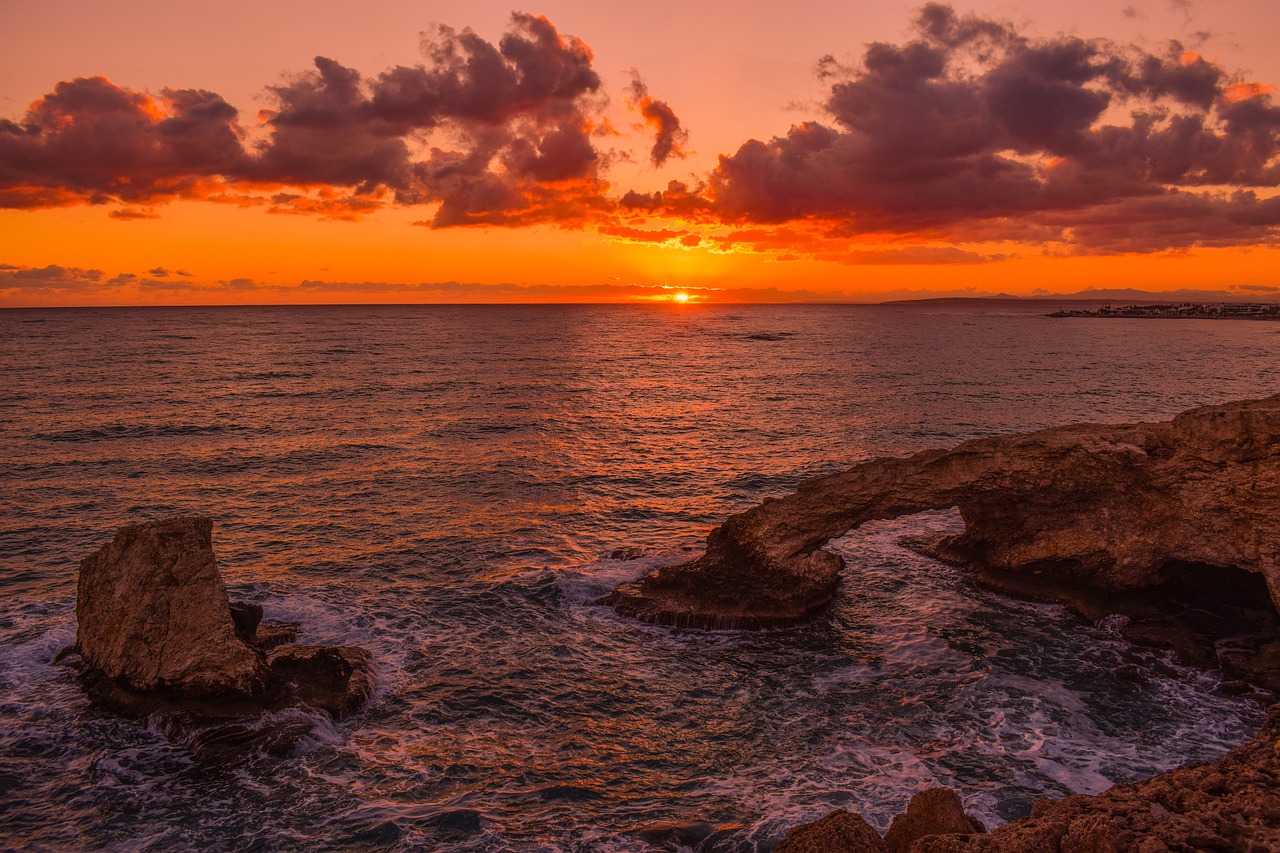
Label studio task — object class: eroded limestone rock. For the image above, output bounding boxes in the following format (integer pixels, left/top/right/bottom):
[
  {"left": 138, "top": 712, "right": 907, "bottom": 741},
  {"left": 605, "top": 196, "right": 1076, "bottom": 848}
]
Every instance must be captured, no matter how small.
[
  {"left": 76, "top": 517, "right": 266, "bottom": 698},
  {"left": 883, "top": 789, "right": 986, "bottom": 852},
  {"left": 601, "top": 395, "right": 1280, "bottom": 630},
  {"left": 71, "top": 517, "right": 373, "bottom": 759},
  {"left": 775, "top": 808, "right": 887, "bottom": 852}
]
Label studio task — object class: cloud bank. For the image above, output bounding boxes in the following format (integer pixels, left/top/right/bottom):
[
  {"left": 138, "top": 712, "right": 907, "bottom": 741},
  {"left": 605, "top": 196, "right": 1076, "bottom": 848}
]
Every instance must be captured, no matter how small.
[
  {"left": 701, "top": 3, "right": 1280, "bottom": 252},
  {"left": 0, "top": 13, "right": 646, "bottom": 226},
  {"left": 1, "top": 5, "right": 1278, "bottom": 257}
]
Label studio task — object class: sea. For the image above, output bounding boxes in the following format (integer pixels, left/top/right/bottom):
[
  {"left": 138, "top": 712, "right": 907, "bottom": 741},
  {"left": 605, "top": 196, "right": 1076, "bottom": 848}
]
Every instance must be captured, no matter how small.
[{"left": 1, "top": 301, "right": 1278, "bottom": 852}]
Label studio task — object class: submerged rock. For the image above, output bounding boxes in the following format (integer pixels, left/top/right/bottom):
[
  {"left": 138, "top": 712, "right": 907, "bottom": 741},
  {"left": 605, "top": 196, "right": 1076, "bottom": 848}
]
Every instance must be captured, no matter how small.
[
  {"left": 267, "top": 644, "right": 374, "bottom": 718},
  {"left": 71, "top": 516, "right": 372, "bottom": 758},
  {"left": 600, "top": 394, "right": 1280, "bottom": 633}
]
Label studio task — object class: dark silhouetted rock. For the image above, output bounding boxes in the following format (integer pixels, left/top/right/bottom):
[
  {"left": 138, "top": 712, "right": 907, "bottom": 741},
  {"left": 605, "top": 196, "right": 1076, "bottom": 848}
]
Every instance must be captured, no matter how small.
[
  {"left": 254, "top": 621, "right": 301, "bottom": 649},
  {"left": 883, "top": 789, "right": 986, "bottom": 852},
  {"left": 229, "top": 600, "right": 263, "bottom": 643},
  {"left": 601, "top": 395, "right": 1280, "bottom": 637},
  {"left": 775, "top": 809, "right": 886, "bottom": 852},
  {"left": 267, "top": 645, "right": 374, "bottom": 717},
  {"left": 76, "top": 517, "right": 266, "bottom": 698}
]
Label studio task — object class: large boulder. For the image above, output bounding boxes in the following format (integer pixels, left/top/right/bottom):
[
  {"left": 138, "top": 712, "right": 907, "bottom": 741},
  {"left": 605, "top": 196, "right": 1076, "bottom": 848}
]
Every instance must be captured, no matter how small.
[
  {"left": 71, "top": 517, "right": 373, "bottom": 759},
  {"left": 76, "top": 517, "right": 266, "bottom": 698},
  {"left": 600, "top": 394, "right": 1280, "bottom": 632}
]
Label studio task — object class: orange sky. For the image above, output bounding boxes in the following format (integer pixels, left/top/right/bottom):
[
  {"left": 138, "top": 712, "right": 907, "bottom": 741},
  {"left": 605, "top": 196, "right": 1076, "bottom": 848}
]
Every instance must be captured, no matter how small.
[{"left": 2, "top": 1, "right": 1279, "bottom": 305}]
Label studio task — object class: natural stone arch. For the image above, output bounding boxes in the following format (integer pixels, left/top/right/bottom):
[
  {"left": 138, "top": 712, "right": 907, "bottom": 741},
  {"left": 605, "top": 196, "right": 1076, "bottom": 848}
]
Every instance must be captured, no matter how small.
[{"left": 600, "top": 395, "right": 1280, "bottom": 629}]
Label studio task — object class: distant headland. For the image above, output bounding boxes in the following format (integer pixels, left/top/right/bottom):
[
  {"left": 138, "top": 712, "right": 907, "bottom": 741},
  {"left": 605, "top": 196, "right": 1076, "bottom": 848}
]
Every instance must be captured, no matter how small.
[{"left": 1050, "top": 302, "right": 1280, "bottom": 320}]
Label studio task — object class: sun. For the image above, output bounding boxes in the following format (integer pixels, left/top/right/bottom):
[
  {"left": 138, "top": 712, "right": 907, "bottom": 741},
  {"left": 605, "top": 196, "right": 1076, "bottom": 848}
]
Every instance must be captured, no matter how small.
[{"left": 673, "top": 291, "right": 690, "bottom": 303}]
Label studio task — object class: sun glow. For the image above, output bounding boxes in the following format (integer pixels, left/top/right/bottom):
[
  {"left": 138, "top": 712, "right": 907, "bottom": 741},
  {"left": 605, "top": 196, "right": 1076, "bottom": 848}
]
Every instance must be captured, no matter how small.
[{"left": 673, "top": 291, "right": 690, "bottom": 303}]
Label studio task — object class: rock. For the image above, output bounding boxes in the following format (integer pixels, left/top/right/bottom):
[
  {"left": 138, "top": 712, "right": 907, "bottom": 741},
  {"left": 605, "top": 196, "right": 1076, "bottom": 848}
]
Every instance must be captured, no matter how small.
[
  {"left": 883, "top": 789, "right": 986, "bottom": 852},
  {"left": 73, "top": 517, "right": 374, "bottom": 759},
  {"left": 634, "top": 820, "right": 720, "bottom": 849},
  {"left": 775, "top": 809, "right": 887, "bottom": 852},
  {"left": 600, "top": 395, "right": 1280, "bottom": 634},
  {"left": 76, "top": 517, "right": 266, "bottom": 699},
  {"left": 267, "top": 645, "right": 374, "bottom": 718},
  {"left": 254, "top": 621, "right": 301, "bottom": 649},
  {"left": 911, "top": 704, "right": 1280, "bottom": 852},
  {"left": 229, "top": 600, "right": 263, "bottom": 643}
]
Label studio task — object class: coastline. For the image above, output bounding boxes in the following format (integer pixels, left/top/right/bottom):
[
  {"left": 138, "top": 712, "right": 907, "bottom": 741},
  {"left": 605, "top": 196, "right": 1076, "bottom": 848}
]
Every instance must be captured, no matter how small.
[{"left": 1050, "top": 302, "right": 1280, "bottom": 320}]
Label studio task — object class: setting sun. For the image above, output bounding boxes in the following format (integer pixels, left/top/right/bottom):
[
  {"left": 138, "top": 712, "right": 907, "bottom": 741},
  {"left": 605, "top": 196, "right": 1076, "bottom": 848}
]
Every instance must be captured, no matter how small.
[{"left": 673, "top": 292, "right": 690, "bottom": 303}]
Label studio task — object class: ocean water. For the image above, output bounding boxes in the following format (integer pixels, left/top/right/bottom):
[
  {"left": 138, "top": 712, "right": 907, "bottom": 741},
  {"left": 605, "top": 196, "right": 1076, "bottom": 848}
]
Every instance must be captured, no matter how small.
[{"left": 1, "top": 302, "right": 1277, "bottom": 851}]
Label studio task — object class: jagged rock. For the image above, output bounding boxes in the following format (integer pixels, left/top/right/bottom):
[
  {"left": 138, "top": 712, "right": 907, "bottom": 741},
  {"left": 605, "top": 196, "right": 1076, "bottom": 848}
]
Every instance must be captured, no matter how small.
[
  {"left": 775, "top": 809, "right": 887, "bottom": 852},
  {"left": 255, "top": 621, "right": 301, "bottom": 649},
  {"left": 883, "top": 789, "right": 986, "bottom": 852},
  {"left": 600, "top": 395, "right": 1280, "bottom": 631},
  {"left": 911, "top": 705, "right": 1280, "bottom": 852},
  {"left": 76, "top": 517, "right": 266, "bottom": 698},
  {"left": 268, "top": 645, "right": 374, "bottom": 717},
  {"left": 229, "top": 600, "right": 263, "bottom": 643},
  {"left": 72, "top": 517, "right": 373, "bottom": 759}
]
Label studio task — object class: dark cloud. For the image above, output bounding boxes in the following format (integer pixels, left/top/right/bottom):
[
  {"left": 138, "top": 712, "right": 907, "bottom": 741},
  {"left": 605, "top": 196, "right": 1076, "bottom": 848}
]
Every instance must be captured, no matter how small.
[
  {"left": 5, "top": 264, "right": 102, "bottom": 282},
  {"left": 708, "top": 3, "right": 1280, "bottom": 252},
  {"left": 0, "top": 264, "right": 105, "bottom": 297},
  {"left": 3, "top": 4, "right": 1278, "bottom": 258},
  {"left": 0, "top": 77, "right": 245, "bottom": 207},
  {"left": 0, "top": 13, "right": 675, "bottom": 226},
  {"left": 627, "top": 75, "right": 688, "bottom": 166},
  {"left": 109, "top": 207, "right": 160, "bottom": 220}
]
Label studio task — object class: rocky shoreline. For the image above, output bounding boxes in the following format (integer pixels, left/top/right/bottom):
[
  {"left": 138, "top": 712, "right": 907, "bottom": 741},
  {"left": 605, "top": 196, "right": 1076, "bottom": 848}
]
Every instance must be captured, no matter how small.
[
  {"left": 57, "top": 395, "right": 1280, "bottom": 848},
  {"left": 599, "top": 393, "right": 1280, "bottom": 850},
  {"left": 59, "top": 516, "right": 373, "bottom": 763}
]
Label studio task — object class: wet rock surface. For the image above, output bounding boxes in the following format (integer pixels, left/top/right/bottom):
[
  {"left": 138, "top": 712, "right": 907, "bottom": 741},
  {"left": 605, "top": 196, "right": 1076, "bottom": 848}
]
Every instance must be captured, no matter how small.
[
  {"left": 69, "top": 517, "right": 372, "bottom": 759},
  {"left": 775, "top": 808, "right": 888, "bottom": 852},
  {"left": 914, "top": 704, "right": 1280, "bottom": 852},
  {"left": 779, "top": 711, "right": 1280, "bottom": 853},
  {"left": 883, "top": 789, "right": 987, "bottom": 852},
  {"left": 601, "top": 394, "right": 1280, "bottom": 640}
]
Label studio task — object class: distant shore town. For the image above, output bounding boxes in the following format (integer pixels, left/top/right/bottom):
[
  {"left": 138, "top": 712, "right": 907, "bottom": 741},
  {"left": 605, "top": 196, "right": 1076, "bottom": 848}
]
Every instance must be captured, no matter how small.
[{"left": 1050, "top": 302, "right": 1280, "bottom": 320}]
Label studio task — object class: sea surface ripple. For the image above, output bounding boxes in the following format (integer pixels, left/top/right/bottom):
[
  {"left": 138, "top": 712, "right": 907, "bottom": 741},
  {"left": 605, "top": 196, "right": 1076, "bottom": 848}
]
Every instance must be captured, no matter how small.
[{"left": 2, "top": 303, "right": 1278, "bottom": 851}]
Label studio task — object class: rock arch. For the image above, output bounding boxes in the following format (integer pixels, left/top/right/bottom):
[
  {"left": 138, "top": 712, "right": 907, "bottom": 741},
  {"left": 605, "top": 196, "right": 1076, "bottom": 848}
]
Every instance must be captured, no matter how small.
[{"left": 599, "top": 394, "right": 1280, "bottom": 629}]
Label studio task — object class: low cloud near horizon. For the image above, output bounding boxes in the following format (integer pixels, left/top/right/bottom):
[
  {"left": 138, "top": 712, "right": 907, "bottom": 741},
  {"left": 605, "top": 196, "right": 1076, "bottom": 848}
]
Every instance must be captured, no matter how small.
[
  {"left": 4, "top": 261, "right": 1278, "bottom": 306},
  {"left": 1, "top": 4, "right": 1278, "bottom": 259}
]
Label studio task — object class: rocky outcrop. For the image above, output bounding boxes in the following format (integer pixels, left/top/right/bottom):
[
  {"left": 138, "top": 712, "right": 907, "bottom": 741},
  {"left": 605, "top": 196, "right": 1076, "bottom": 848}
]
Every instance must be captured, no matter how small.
[
  {"left": 69, "top": 517, "right": 373, "bottom": 759},
  {"left": 76, "top": 517, "right": 266, "bottom": 698},
  {"left": 884, "top": 789, "right": 986, "bottom": 852},
  {"left": 775, "top": 808, "right": 887, "bottom": 852},
  {"left": 600, "top": 394, "right": 1280, "bottom": 630},
  {"left": 776, "top": 789, "right": 987, "bottom": 852},
  {"left": 780, "top": 706, "right": 1280, "bottom": 851}
]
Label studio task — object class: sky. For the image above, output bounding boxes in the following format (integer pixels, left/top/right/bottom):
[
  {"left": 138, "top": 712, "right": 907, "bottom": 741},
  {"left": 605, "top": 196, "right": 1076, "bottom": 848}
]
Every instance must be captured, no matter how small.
[{"left": 2, "top": 0, "right": 1279, "bottom": 305}]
